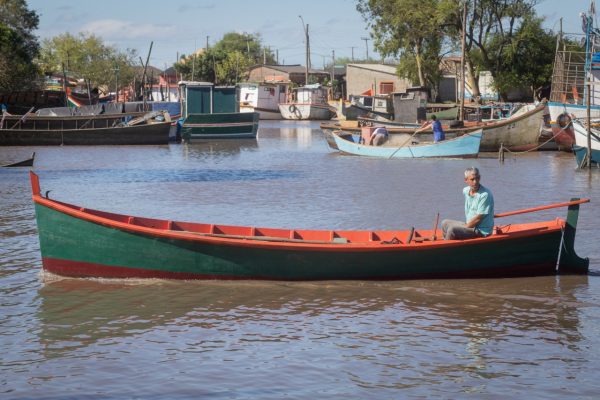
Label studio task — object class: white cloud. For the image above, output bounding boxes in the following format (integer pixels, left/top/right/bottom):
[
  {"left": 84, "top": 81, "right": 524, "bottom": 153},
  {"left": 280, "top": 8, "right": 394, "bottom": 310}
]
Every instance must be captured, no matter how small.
[{"left": 80, "top": 19, "right": 177, "bottom": 40}]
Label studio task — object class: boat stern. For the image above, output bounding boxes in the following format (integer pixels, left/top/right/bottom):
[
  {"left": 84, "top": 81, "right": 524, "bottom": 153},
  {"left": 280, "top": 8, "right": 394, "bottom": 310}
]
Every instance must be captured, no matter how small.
[{"left": 558, "top": 198, "right": 589, "bottom": 274}]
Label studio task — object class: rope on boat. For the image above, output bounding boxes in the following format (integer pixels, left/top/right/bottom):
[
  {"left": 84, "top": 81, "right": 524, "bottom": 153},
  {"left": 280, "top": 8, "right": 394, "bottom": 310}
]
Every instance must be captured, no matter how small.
[{"left": 498, "top": 123, "right": 571, "bottom": 163}]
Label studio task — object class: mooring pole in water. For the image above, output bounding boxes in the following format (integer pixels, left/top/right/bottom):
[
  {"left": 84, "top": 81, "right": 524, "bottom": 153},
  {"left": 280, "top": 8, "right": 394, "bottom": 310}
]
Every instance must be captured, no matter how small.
[
  {"left": 586, "top": 82, "right": 592, "bottom": 169},
  {"left": 498, "top": 143, "right": 505, "bottom": 163}
]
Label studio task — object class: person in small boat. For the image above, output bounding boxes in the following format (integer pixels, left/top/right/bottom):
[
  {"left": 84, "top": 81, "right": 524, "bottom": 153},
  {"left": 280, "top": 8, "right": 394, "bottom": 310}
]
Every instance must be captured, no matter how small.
[
  {"left": 369, "top": 126, "right": 389, "bottom": 146},
  {"left": 417, "top": 114, "right": 445, "bottom": 142},
  {"left": 441, "top": 167, "right": 494, "bottom": 240}
]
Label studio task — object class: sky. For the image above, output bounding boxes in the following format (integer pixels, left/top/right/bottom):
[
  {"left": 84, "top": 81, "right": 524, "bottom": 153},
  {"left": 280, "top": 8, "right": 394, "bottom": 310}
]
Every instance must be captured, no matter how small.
[{"left": 27, "top": 0, "right": 590, "bottom": 71}]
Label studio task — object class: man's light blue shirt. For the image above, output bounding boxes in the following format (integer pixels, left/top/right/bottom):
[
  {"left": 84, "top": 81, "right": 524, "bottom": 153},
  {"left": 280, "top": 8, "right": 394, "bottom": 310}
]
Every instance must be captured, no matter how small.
[{"left": 463, "top": 185, "right": 494, "bottom": 236}]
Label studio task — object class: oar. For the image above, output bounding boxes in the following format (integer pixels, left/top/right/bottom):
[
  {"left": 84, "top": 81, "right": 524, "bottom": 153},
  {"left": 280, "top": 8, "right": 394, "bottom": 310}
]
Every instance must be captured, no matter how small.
[
  {"left": 494, "top": 199, "right": 590, "bottom": 218},
  {"left": 387, "top": 128, "right": 424, "bottom": 159}
]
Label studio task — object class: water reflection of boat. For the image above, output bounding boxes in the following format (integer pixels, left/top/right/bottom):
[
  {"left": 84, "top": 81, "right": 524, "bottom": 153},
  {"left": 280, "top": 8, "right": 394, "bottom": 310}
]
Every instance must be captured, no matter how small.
[
  {"left": 35, "top": 276, "right": 587, "bottom": 355},
  {"left": 183, "top": 139, "right": 259, "bottom": 157}
]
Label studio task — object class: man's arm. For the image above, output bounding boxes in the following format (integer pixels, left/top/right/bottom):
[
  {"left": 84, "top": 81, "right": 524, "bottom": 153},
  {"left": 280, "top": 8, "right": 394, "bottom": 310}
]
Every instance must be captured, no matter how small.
[{"left": 465, "top": 214, "right": 484, "bottom": 228}]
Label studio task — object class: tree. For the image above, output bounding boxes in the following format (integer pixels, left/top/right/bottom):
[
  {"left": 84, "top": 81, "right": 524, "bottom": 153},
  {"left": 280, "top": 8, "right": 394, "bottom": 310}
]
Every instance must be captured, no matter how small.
[
  {"left": 38, "top": 33, "right": 138, "bottom": 90},
  {"left": 175, "top": 32, "right": 273, "bottom": 84},
  {"left": 442, "top": 0, "right": 544, "bottom": 101},
  {"left": 0, "top": 0, "right": 41, "bottom": 91},
  {"left": 484, "top": 15, "right": 556, "bottom": 99},
  {"left": 357, "top": 0, "right": 447, "bottom": 87}
]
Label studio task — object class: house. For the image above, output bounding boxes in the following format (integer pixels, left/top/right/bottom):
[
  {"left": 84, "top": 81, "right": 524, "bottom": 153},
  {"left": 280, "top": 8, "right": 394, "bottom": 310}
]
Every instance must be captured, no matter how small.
[
  {"left": 345, "top": 63, "right": 410, "bottom": 99},
  {"left": 247, "top": 64, "right": 330, "bottom": 86}
]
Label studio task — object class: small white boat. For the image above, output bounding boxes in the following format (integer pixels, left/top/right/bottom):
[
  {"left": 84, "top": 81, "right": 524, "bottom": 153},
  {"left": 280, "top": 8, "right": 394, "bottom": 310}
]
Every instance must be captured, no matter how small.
[
  {"left": 279, "top": 85, "right": 335, "bottom": 120},
  {"left": 238, "top": 81, "right": 291, "bottom": 120}
]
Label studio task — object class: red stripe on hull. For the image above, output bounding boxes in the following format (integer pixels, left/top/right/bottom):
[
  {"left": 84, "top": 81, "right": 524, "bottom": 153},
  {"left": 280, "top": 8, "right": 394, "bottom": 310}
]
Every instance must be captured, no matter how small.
[{"left": 42, "top": 257, "right": 560, "bottom": 281}]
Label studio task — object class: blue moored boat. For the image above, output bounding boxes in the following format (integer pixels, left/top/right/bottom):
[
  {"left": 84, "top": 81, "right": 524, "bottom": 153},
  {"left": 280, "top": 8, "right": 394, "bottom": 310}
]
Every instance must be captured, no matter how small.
[{"left": 331, "top": 129, "right": 482, "bottom": 159}]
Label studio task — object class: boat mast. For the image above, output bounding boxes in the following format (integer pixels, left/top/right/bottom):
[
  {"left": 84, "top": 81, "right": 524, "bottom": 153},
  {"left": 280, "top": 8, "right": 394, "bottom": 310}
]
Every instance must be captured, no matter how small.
[{"left": 299, "top": 16, "right": 309, "bottom": 85}]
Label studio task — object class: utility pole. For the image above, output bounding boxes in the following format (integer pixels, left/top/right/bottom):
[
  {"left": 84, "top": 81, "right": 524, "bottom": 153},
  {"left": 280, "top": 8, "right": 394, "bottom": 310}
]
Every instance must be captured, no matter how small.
[
  {"left": 263, "top": 48, "right": 266, "bottom": 64},
  {"left": 331, "top": 50, "right": 335, "bottom": 84},
  {"left": 192, "top": 40, "right": 196, "bottom": 81},
  {"left": 361, "top": 37, "right": 370, "bottom": 60},
  {"left": 206, "top": 36, "right": 209, "bottom": 51},
  {"left": 351, "top": 46, "right": 355, "bottom": 61},
  {"left": 299, "top": 15, "right": 310, "bottom": 85},
  {"left": 113, "top": 63, "right": 120, "bottom": 102},
  {"left": 276, "top": 49, "right": 279, "bottom": 65}
]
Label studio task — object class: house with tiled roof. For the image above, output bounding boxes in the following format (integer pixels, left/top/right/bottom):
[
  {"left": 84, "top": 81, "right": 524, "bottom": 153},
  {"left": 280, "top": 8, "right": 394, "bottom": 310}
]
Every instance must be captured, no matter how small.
[{"left": 247, "top": 64, "right": 330, "bottom": 86}]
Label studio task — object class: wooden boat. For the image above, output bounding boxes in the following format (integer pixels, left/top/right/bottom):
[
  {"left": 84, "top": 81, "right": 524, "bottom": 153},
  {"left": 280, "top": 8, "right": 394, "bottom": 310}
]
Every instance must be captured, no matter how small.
[
  {"left": 335, "top": 94, "right": 394, "bottom": 121},
  {"left": 1, "top": 152, "right": 35, "bottom": 167},
  {"left": 279, "top": 85, "right": 336, "bottom": 120},
  {"left": 548, "top": 4, "right": 600, "bottom": 151},
  {"left": 322, "top": 102, "right": 546, "bottom": 152},
  {"left": 572, "top": 119, "right": 600, "bottom": 166},
  {"left": 238, "top": 81, "right": 290, "bottom": 120},
  {"left": 0, "top": 111, "right": 171, "bottom": 146},
  {"left": 29, "top": 171, "right": 589, "bottom": 280},
  {"left": 179, "top": 81, "right": 259, "bottom": 140},
  {"left": 330, "top": 129, "right": 482, "bottom": 158}
]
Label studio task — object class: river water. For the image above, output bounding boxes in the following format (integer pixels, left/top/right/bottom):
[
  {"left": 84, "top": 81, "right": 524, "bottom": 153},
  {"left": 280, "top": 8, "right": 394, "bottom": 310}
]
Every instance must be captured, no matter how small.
[{"left": 1, "top": 120, "right": 600, "bottom": 399}]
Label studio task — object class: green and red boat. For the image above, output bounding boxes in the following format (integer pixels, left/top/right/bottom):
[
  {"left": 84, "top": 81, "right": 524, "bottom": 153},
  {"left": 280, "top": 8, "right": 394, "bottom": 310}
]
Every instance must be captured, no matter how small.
[{"left": 30, "top": 172, "right": 589, "bottom": 280}]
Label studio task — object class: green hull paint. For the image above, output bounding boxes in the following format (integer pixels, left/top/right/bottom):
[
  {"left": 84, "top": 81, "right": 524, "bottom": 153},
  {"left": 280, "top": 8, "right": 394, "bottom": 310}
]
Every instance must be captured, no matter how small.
[
  {"left": 35, "top": 202, "right": 585, "bottom": 280},
  {"left": 181, "top": 112, "right": 259, "bottom": 140}
]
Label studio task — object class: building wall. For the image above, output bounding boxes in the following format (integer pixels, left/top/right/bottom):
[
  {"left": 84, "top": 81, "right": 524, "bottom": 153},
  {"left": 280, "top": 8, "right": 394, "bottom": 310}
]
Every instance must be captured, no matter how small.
[{"left": 346, "top": 65, "right": 410, "bottom": 99}]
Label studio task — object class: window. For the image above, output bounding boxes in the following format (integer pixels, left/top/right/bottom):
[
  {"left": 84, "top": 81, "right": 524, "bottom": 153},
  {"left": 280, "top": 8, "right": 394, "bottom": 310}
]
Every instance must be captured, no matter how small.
[{"left": 379, "top": 82, "right": 394, "bottom": 94}]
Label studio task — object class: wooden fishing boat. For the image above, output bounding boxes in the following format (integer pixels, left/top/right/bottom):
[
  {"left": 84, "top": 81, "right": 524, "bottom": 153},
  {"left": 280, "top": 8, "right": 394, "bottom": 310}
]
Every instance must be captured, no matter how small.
[
  {"left": 572, "top": 119, "right": 600, "bottom": 166},
  {"left": 0, "top": 111, "right": 171, "bottom": 146},
  {"left": 1, "top": 152, "right": 35, "bottom": 167},
  {"left": 179, "top": 81, "right": 259, "bottom": 140},
  {"left": 279, "top": 85, "right": 336, "bottom": 120},
  {"left": 238, "top": 81, "right": 290, "bottom": 120},
  {"left": 322, "top": 102, "right": 546, "bottom": 152},
  {"left": 330, "top": 129, "right": 482, "bottom": 158},
  {"left": 29, "top": 171, "right": 589, "bottom": 280}
]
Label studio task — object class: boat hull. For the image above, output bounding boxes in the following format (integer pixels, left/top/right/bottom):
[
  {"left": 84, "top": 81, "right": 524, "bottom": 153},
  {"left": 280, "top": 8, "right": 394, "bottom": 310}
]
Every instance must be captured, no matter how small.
[
  {"left": 547, "top": 102, "right": 600, "bottom": 150},
  {"left": 572, "top": 120, "right": 600, "bottom": 165},
  {"left": 240, "top": 106, "right": 282, "bottom": 120},
  {"left": 181, "top": 112, "right": 259, "bottom": 140},
  {"left": 332, "top": 130, "right": 481, "bottom": 158},
  {"left": 0, "top": 122, "right": 171, "bottom": 145},
  {"left": 34, "top": 202, "right": 577, "bottom": 280},
  {"left": 279, "top": 103, "right": 335, "bottom": 120}
]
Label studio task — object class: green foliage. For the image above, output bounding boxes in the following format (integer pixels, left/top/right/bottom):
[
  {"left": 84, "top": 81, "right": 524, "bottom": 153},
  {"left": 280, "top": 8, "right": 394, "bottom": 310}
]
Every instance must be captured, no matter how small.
[
  {"left": 175, "top": 32, "right": 273, "bottom": 85},
  {"left": 357, "top": 0, "right": 446, "bottom": 86},
  {"left": 441, "top": 0, "right": 544, "bottom": 100},
  {"left": 0, "top": 0, "right": 41, "bottom": 91},
  {"left": 486, "top": 16, "right": 557, "bottom": 98},
  {"left": 38, "top": 33, "right": 138, "bottom": 89}
]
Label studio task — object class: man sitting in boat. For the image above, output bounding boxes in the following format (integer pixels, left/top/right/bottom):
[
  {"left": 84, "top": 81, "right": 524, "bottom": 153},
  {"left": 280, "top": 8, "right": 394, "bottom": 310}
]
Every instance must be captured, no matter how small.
[
  {"left": 369, "top": 126, "right": 389, "bottom": 146},
  {"left": 417, "top": 114, "right": 445, "bottom": 142},
  {"left": 441, "top": 167, "right": 494, "bottom": 240}
]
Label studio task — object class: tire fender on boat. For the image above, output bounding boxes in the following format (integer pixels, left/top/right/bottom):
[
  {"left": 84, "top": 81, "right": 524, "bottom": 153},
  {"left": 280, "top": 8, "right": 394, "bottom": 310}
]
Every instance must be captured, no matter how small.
[{"left": 557, "top": 113, "right": 572, "bottom": 129}]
